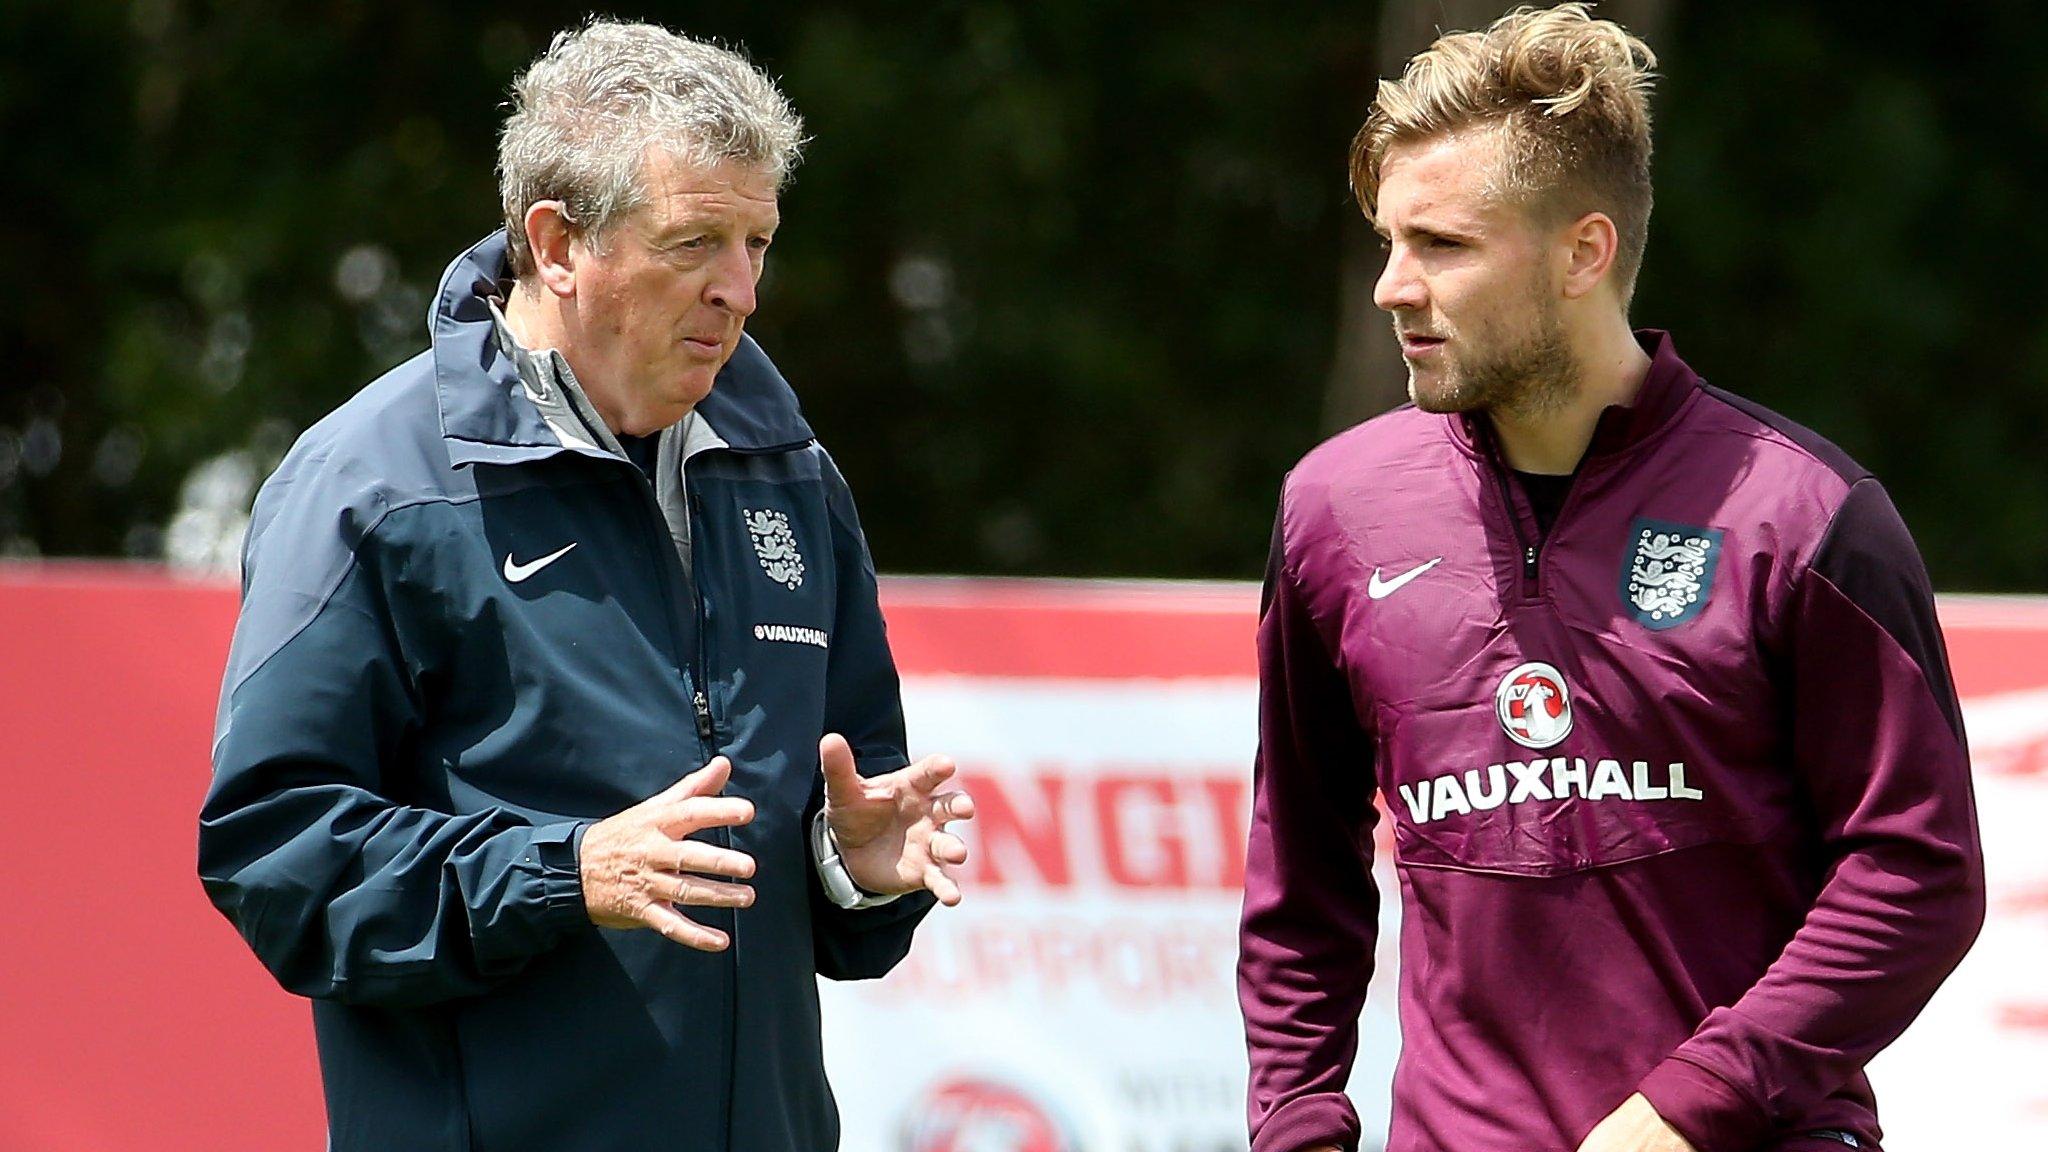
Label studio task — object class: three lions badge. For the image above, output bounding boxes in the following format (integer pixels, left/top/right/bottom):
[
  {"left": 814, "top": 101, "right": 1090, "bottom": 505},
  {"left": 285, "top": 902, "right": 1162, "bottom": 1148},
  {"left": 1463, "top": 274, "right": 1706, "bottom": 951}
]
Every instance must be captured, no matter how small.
[
  {"left": 743, "top": 507, "right": 806, "bottom": 590},
  {"left": 1621, "top": 517, "right": 1721, "bottom": 630}
]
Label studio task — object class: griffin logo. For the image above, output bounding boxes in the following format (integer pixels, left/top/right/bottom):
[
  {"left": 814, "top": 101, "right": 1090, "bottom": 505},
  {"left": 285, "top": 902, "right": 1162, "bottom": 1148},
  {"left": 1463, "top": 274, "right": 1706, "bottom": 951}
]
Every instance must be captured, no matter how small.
[
  {"left": 899, "top": 1076, "right": 1075, "bottom": 1152},
  {"left": 1496, "top": 661, "right": 1574, "bottom": 750}
]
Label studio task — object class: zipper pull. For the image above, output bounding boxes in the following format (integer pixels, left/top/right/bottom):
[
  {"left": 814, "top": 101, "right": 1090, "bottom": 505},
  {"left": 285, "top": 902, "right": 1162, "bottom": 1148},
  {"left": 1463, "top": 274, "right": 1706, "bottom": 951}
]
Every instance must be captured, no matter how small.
[
  {"left": 1523, "top": 544, "right": 1539, "bottom": 579},
  {"left": 692, "top": 689, "right": 715, "bottom": 741}
]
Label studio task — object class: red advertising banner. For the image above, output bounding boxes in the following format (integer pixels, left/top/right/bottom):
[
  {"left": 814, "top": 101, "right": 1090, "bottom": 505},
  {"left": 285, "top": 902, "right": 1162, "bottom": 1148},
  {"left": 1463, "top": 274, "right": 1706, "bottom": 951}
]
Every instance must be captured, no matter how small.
[{"left": 1, "top": 567, "right": 2043, "bottom": 1150}]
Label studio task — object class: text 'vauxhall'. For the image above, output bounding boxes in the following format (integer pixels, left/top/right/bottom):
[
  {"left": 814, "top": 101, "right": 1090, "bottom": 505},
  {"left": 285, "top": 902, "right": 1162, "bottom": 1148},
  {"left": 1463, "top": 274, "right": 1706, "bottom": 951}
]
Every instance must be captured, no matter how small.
[{"left": 1396, "top": 758, "right": 1705, "bottom": 825}]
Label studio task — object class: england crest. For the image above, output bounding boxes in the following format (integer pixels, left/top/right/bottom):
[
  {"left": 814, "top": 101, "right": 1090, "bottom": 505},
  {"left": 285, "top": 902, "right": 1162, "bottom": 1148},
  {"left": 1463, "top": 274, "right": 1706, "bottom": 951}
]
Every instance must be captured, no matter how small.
[
  {"left": 1620, "top": 517, "right": 1722, "bottom": 630},
  {"left": 743, "top": 507, "right": 806, "bottom": 590}
]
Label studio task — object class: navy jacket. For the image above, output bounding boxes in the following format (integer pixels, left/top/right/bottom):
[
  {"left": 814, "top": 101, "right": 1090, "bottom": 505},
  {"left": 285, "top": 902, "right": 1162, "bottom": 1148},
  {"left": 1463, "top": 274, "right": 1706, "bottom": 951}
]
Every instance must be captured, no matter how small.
[{"left": 200, "top": 232, "right": 932, "bottom": 1152}]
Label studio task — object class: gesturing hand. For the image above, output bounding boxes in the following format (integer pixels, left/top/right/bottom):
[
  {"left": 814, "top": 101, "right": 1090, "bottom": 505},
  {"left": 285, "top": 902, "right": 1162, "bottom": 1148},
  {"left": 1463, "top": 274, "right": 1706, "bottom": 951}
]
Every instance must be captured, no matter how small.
[
  {"left": 820, "top": 733, "right": 976, "bottom": 906},
  {"left": 1576, "top": 1094, "right": 1698, "bottom": 1152},
  {"left": 579, "top": 757, "right": 757, "bottom": 951}
]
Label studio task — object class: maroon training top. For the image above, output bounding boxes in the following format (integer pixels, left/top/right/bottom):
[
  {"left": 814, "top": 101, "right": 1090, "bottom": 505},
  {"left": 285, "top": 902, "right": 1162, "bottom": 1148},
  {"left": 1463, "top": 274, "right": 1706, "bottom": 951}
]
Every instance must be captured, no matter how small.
[{"left": 1238, "top": 331, "right": 1984, "bottom": 1152}]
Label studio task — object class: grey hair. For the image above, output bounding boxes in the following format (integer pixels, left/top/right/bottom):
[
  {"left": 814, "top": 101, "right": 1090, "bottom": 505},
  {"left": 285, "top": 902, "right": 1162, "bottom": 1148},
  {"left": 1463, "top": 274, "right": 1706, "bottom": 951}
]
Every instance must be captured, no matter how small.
[{"left": 498, "top": 19, "right": 805, "bottom": 277}]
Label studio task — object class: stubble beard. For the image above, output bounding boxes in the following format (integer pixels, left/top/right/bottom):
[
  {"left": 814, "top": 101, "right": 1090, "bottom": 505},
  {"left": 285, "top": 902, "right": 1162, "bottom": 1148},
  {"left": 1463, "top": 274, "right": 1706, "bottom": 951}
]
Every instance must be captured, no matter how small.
[{"left": 1407, "top": 302, "right": 1578, "bottom": 420}]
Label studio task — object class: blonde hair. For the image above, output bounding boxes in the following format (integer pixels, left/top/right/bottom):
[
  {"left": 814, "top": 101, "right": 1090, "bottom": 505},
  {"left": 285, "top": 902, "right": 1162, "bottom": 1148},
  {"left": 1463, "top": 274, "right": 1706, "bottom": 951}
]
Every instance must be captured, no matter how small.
[{"left": 1352, "top": 3, "right": 1658, "bottom": 298}]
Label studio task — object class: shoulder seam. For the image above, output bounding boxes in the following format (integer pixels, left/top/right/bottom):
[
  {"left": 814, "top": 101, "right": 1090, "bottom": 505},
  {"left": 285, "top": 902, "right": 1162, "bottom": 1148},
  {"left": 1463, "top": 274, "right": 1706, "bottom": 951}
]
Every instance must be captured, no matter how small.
[
  {"left": 1274, "top": 477, "right": 1357, "bottom": 684},
  {"left": 1793, "top": 474, "right": 1881, "bottom": 591},
  {"left": 218, "top": 499, "right": 403, "bottom": 721},
  {"left": 1799, "top": 553, "right": 1967, "bottom": 746},
  {"left": 218, "top": 489, "right": 479, "bottom": 722},
  {"left": 1695, "top": 385, "right": 1869, "bottom": 486}
]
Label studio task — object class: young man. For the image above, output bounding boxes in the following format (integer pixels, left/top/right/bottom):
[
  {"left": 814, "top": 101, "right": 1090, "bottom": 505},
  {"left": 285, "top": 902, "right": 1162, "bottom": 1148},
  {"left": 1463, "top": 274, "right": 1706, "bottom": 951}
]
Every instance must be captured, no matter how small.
[
  {"left": 200, "top": 21, "right": 972, "bottom": 1151},
  {"left": 1237, "top": 6, "right": 1982, "bottom": 1152}
]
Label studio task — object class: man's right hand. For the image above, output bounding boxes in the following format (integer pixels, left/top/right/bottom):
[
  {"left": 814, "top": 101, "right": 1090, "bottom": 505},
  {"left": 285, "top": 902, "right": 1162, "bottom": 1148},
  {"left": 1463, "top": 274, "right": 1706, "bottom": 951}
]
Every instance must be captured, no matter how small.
[{"left": 579, "top": 757, "right": 757, "bottom": 951}]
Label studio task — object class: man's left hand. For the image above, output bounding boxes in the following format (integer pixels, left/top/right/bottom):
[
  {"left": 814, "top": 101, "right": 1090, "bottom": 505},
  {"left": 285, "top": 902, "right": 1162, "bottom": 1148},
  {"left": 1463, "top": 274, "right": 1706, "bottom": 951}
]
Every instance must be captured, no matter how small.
[
  {"left": 1575, "top": 1094, "right": 1697, "bottom": 1152},
  {"left": 820, "top": 732, "right": 975, "bottom": 906}
]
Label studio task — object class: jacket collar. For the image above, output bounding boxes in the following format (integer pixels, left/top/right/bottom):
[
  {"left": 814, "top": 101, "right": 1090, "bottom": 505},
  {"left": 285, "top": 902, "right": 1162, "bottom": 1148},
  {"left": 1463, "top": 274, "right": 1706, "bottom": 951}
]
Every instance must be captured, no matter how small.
[
  {"left": 428, "top": 230, "right": 815, "bottom": 467},
  {"left": 1451, "top": 329, "right": 1700, "bottom": 461}
]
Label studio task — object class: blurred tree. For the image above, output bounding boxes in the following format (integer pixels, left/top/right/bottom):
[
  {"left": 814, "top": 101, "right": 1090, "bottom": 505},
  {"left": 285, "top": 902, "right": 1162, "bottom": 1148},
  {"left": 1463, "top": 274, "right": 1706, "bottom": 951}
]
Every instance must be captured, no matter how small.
[
  {"left": 764, "top": 1, "right": 1370, "bottom": 576},
  {"left": 1639, "top": 0, "right": 2048, "bottom": 590},
  {"left": 0, "top": 0, "right": 2041, "bottom": 588}
]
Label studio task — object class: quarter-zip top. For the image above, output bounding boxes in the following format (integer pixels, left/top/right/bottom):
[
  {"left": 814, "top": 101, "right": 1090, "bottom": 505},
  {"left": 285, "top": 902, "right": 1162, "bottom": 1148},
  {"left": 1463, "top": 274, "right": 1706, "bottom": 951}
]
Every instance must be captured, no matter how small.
[
  {"left": 200, "top": 231, "right": 937, "bottom": 1152},
  {"left": 1241, "top": 331, "right": 1982, "bottom": 1152}
]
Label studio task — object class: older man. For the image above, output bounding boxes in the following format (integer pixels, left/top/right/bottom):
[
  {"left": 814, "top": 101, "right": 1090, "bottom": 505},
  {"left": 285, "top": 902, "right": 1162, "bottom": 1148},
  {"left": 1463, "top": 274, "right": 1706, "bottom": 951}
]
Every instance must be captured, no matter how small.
[
  {"left": 199, "top": 22, "right": 972, "bottom": 1152},
  {"left": 1239, "top": 6, "right": 1981, "bottom": 1152}
]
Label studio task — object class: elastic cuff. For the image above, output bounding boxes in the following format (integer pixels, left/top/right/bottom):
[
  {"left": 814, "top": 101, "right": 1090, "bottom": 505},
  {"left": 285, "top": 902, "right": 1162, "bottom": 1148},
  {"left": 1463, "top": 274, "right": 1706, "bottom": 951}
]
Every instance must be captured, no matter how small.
[
  {"left": 1638, "top": 1054, "right": 1771, "bottom": 1152},
  {"left": 530, "top": 819, "right": 593, "bottom": 929},
  {"left": 1251, "top": 1092, "right": 1360, "bottom": 1152}
]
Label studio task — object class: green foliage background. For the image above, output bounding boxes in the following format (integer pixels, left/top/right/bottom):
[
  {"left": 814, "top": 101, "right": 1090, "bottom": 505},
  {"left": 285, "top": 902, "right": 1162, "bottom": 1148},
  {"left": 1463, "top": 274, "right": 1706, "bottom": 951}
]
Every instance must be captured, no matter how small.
[{"left": 3, "top": 1, "right": 2042, "bottom": 588}]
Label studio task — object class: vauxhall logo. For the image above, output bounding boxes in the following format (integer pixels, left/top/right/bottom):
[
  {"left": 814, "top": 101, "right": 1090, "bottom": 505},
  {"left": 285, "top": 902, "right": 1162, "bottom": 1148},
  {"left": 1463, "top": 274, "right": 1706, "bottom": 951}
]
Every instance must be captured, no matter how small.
[
  {"left": 1497, "top": 661, "right": 1572, "bottom": 749},
  {"left": 1395, "top": 660, "right": 1705, "bottom": 826},
  {"left": 1396, "top": 756, "right": 1706, "bottom": 826}
]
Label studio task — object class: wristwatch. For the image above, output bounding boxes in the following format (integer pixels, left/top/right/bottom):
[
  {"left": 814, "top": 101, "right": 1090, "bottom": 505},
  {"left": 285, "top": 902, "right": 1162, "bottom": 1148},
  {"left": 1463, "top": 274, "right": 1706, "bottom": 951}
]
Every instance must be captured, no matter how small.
[{"left": 810, "top": 809, "right": 901, "bottom": 910}]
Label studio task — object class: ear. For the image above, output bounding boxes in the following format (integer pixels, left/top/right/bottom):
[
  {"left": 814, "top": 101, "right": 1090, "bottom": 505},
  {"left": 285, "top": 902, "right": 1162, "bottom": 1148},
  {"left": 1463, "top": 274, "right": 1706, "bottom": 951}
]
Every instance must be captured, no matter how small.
[
  {"left": 523, "top": 201, "right": 579, "bottom": 299},
  {"left": 1559, "top": 211, "right": 1620, "bottom": 301}
]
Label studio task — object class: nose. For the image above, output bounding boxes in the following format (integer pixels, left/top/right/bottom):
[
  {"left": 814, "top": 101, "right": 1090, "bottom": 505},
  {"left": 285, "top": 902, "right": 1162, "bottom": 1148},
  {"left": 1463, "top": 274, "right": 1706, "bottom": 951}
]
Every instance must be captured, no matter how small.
[
  {"left": 1373, "top": 242, "right": 1427, "bottom": 314},
  {"left": 705, "top": 245, "right": 758, "bottom": 319}
]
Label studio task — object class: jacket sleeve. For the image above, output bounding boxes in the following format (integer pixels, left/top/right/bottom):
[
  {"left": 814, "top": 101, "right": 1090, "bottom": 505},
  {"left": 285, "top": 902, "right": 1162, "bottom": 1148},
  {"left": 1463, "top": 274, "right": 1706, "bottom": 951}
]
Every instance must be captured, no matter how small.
[
  {"left": 198, "top": 466, "right": 591, "bottom": 1008},
  {"left": 806, "top": 449, "right": 936, "bottom": 981},
  {"left": 1638, "top": 478, "right": 1986, "bottom": 1149},
  {"left": 1239, "top": 500, "right": 1381, "bottom": 1152}
]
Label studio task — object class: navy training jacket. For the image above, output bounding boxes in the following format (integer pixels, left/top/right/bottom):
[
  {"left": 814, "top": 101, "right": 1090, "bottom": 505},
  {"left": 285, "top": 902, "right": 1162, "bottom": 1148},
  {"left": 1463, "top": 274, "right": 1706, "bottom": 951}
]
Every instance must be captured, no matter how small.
[{"left": 199, "top": 231, "right": 932, "bottom": 1152}]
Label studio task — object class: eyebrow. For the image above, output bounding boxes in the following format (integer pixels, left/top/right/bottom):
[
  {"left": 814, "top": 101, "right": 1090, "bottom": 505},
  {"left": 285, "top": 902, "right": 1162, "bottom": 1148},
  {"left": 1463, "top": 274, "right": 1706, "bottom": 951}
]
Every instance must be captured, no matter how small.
[
  {"left": 649, "top": 215, "right": 780, "bottom": 246},
  {"left": 1381, "top": 220, "right": 1479, "bottom": 243}
]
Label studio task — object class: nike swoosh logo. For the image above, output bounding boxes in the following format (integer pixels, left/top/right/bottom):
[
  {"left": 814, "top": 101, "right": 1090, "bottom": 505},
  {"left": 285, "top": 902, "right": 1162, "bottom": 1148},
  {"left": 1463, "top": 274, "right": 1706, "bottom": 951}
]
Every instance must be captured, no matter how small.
[
  {"left": 1367, "top": 556, "right": 1443, "bottom": 599},
  {"left": 503, "top": 542, "right": 578, "bottom": 584}
]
